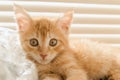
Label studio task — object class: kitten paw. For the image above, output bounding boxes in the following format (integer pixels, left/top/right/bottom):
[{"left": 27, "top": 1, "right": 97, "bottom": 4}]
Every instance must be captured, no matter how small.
[
  {"left": 40, "top": 74, "right": 63, "bottom": 80},
  {"left": 42, "top": 77, "right": 62, "bottom": 80}
]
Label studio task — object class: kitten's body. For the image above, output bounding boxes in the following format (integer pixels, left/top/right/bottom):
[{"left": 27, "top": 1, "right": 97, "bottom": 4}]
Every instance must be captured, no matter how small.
[
  {"left": 70, "top": 39, "right": 120, "bottom": 80},
  {"left": 14, "top": 4, "right": 120, "bottom": 80}
]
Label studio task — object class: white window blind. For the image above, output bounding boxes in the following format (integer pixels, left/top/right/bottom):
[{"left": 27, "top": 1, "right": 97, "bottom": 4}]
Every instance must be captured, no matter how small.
[{"left": 1, "top": 0, "right": 120, "bottom": 47}]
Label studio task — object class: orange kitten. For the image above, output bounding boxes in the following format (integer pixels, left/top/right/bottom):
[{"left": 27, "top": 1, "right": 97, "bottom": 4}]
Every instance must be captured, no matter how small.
[{"left": 14, "top": 4, "right": 120, "bottom": 80}]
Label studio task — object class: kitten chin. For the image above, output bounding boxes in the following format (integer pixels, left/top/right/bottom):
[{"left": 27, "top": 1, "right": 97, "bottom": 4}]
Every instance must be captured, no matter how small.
[
  {"left": 39, "top": 60, "right": 51, "bottom": 65},
  {"left": 33, "top": 57, "right": 54, "bottom": 65}
]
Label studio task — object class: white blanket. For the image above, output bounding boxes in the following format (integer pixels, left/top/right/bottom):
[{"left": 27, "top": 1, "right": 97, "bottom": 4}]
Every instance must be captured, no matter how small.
[{"left": 0, "top": 27, "right": 38, "bottom": 80}]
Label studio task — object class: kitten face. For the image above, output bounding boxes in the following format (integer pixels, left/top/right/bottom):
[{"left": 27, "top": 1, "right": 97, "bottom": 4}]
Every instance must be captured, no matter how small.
[
  {"left": 20, "top": 19, "right": 67, "bottom": 64},
  {"left": 14, "top": 4, "right": 73, "bottom": 64}
]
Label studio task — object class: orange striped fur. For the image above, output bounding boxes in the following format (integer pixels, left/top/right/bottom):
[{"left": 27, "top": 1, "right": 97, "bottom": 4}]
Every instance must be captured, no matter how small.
[{"left": 14, "top": 4, "right": 120, "bottom": 80}]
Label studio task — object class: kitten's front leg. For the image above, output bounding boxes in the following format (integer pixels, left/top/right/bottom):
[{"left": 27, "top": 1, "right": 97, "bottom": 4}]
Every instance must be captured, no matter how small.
[
  {"left": 58, "top": 54, "right": 88, "bottom": 80},
  {"left": 39, "top": 73, "right": 63, "bottom": 80},
  {"left": 59, "top": 58, "right": 88, "bottom": 80},
  {"left": 65, "top": 69, "right": 88, "bottom": 80}
]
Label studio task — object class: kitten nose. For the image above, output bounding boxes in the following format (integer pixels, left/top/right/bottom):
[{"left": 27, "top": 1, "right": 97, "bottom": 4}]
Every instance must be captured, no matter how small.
[{"left": 40, "top": 54, "right": 47, "bottom": 60}]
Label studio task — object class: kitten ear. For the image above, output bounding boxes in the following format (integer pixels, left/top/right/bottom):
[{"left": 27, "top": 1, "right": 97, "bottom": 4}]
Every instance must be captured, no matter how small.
[
  {"left": 13, "top": 4, "right": 32, "bottom": 31},
  {"left": 57, "top": 11, "right": 74, "bottom": 33}
]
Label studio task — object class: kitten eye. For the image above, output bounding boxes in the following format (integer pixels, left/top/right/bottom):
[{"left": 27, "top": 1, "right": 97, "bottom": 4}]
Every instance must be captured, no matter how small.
[
  {"left": 30, "top": 38, "right": 39, "bottom": 47},
  {"left": 49, "top": 38, "right": 57, "bottom": 47}
]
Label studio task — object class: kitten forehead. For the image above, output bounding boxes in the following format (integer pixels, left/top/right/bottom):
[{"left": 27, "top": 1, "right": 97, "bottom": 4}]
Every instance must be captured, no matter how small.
[
  {"left": 32, "top": 18, "right": 56, "bottom": 46},
  {"left": 34, "top": 18, "right": 55, "bottom": 36},
  {"left": 34, "top": 18, "right": 53, "bottom": 29}
]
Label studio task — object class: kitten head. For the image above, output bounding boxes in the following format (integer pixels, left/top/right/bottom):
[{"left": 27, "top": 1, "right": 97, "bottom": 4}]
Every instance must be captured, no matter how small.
[{"left": 14, "top": 4, "right": 73, "bottom": 64}]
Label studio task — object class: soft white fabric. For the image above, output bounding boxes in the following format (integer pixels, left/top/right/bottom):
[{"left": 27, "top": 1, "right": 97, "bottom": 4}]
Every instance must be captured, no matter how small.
[{"left": 0, "top": 27, "right": 38, "bottom": 80}]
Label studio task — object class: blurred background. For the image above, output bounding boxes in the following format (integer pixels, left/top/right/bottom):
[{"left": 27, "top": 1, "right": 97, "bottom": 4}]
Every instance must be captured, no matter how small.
[{"left": 1, "top": 0, "right": 120, "bottom": 46}]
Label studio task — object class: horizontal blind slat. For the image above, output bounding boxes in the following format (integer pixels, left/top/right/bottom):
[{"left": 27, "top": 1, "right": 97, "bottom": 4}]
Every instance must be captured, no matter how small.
[
  {"left": 1, "top": 1, "right": 120, "bottom": 14},
  {"left": 70, "top": 34, "right": 120, "bottom": 43},
  {"left": 8, "top": 0, "right": 120, "bottom": 5},
  {"left": 71, "top": 24, "right": 120, "bottom": 34},
  {"left": 1, "top": 12, "right": 120, "bottom": 24}
]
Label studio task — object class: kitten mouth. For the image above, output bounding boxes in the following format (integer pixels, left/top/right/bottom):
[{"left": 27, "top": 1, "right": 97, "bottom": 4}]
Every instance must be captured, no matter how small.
[
  {"left": 34, "top": 59, "right": 46, "bottom": 64},
  {"left": 39, "top": 60, "right": 50, "bottom": 64}
]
